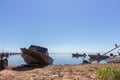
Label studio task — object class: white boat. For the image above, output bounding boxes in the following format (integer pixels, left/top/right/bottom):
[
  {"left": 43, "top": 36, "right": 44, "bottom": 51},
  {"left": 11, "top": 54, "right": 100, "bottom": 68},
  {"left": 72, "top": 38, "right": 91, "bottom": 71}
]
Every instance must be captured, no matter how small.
[{"left": 105, "top": 56, "right": 120, "bottom": 63}]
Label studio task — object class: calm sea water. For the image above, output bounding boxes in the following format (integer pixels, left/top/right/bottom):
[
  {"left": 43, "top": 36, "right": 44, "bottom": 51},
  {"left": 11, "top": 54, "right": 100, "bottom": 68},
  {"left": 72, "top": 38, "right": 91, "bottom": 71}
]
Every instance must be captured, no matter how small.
[{"left": 8, "top": 53, "right": 107, "bottom": 66}]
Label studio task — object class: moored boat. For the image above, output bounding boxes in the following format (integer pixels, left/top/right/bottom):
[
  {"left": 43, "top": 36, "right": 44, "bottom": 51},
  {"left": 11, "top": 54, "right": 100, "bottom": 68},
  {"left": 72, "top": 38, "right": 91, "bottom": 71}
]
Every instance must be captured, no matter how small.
[
  {"left": 72, "top": 53, "right": 87, "bottom": 58},
  {"left": 21, "top": 45, "right": 54, "bottom": 65},
  {"left": 88, "top": 54, "right": 109, "bottom": 60}
]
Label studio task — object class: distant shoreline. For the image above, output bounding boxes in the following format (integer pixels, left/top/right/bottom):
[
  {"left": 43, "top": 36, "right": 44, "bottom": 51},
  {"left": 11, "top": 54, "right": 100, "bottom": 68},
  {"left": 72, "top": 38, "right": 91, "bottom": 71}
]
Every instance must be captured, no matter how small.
[{"left": 0, "top": 52, "right": 22, "bottom": 55}]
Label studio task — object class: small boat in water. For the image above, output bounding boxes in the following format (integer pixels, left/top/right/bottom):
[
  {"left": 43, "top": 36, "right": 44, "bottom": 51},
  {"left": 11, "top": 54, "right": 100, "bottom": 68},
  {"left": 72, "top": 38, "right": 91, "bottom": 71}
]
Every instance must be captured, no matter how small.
[
  {"left": 88, "top": 54, "right": 109, "bottom": 60},
  {"left": 21, "top": 45, "right": 54, "bottom": 65},
  {"left": 72, "top": 53, "right": 87, "bottom": 58}
]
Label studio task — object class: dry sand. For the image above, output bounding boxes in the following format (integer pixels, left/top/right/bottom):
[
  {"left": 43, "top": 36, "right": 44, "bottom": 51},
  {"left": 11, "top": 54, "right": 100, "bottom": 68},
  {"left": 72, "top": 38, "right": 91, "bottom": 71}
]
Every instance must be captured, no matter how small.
[{"left": 0, "top": 63, "right": 120, "bottom": 80}]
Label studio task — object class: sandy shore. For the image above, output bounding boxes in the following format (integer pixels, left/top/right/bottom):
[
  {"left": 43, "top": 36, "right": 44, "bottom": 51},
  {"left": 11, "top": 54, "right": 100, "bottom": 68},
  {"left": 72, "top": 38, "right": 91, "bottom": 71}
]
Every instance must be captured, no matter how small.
[{"left": 0, "top": 63, "right": 120, "bottom": 80}]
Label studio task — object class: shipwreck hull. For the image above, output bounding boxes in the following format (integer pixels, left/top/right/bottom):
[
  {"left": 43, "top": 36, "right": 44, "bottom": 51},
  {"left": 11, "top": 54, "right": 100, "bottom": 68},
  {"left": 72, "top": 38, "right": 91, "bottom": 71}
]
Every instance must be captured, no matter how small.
[{"left": 21, "top": 48, "right": 53, "bottom": 65}]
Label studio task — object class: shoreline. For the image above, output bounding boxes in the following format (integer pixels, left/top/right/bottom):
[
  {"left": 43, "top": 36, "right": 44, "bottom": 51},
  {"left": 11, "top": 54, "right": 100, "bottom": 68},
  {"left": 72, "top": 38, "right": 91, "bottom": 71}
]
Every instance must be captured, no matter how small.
[{"left": 0, "top": 63, "right": 120, "bottom": 80}]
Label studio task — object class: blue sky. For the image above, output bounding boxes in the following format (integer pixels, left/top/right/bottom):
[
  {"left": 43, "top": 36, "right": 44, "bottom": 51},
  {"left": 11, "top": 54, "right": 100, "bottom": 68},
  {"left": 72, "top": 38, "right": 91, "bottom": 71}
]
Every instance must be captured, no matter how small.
[{"left": 0, "top": 0, "right": 120, "bottom": 53}]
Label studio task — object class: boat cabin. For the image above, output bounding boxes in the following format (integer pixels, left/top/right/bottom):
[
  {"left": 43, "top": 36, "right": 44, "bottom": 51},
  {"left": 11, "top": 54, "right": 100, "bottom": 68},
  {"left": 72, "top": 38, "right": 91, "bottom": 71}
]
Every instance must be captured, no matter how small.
[{"left": 29, "top": 45, "right": 49, "bottom": 55}]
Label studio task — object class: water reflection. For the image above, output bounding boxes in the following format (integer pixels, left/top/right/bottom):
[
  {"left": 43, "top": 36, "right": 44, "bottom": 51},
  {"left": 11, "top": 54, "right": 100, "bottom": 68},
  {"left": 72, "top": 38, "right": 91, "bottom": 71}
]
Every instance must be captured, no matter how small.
[
  {"left": 89, "top": 58, "right": 107, "bottom": 64},
  {"left": 50, "top": 53, "right": 84, "bottom": 64},
  {"left": 8, "top": 55, "right": 25, "bottom": 66}
]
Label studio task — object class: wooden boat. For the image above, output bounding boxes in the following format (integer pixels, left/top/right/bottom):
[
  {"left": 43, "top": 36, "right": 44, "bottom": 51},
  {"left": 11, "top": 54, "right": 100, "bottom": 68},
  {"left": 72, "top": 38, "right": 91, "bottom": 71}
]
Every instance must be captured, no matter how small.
[
  {"left": 105, "top": 56, "right": 120, "bottom": 63},
  {"left": 21, "top": 45, "right": 54, "bottom": 65}
]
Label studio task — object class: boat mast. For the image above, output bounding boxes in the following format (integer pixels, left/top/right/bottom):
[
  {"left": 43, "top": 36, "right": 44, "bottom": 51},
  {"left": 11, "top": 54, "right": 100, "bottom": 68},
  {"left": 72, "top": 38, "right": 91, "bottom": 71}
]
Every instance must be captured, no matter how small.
[{"left": 103, "top": 44, "right": 120, "bottom": 55}]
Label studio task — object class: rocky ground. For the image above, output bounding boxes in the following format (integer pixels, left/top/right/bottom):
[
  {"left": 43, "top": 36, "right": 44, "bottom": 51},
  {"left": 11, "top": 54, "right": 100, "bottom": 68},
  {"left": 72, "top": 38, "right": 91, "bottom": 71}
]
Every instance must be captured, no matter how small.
[{"left": 0, "top": 63, "right": 120, "bottom": 80}]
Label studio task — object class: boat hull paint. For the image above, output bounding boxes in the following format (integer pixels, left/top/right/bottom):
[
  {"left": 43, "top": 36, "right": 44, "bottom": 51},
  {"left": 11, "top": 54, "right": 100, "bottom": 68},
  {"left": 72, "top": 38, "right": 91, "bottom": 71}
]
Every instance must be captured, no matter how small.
[{"left": 21, "top": 48, "right": 54, "bottom": 65}]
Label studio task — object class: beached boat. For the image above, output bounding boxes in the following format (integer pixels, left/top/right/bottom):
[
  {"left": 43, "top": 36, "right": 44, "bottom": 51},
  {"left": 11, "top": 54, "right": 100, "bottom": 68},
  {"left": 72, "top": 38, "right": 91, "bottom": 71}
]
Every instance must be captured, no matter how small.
[
  {"left": 21, "top": 45, "right": 54, "bottom": 65},
  {"left": 105, "top": 56, "right": 120, "bottom": 63}
]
